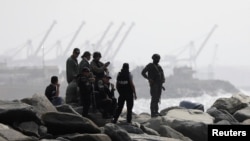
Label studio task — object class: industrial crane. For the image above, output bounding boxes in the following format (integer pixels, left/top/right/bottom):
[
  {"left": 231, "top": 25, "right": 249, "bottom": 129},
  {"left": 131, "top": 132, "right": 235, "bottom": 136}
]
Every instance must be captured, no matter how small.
[
  {"left": 95, "top": 22, "right": 113, "bottom": 51},
  {"left": 34, "top": 20, "right": 57, "bottom": 56},
  {"left": 110, "top": 22, "right": 135, "bottom": 62},
  {"left": 62, "top": 21, "right": 85, "bottom": 57},
  {"left": 103, "top": 22, "right": 125, "bottom": 58},
  {"left": 191, "top": 24, "right": 218, "bottom": 67}
]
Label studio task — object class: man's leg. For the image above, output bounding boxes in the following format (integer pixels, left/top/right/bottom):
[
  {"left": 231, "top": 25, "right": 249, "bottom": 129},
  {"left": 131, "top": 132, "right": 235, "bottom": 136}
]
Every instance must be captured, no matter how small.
[
  {"left": 112, "top": 96, "right": 125, "bottom": 123},
  {"left": 126, "top": 95, "right": 134, "bottom": 123},
  {"left": 150, "top": 84, "right": 161, "bottom": 117}
]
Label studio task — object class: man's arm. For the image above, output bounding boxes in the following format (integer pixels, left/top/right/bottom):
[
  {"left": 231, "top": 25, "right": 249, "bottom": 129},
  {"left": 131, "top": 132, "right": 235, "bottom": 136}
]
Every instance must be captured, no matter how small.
[
  {"left": 56, "top": 83, "right": 60, "bottom": 97},
  {"left": 141, "top": 65, "right": 149, "bottom": 79}
]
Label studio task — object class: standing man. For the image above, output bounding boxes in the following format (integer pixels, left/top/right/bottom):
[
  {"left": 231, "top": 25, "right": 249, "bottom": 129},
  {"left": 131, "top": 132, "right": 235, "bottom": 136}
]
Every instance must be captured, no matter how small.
[
  {"left": 77, "top": 67, "right": 95, "bottom": 117},
  {"left": 90, "top": 51, "right": 110, "bottom": 88},
  {"left": 112, "top": 63, "right": 137, "bottom": 124},
  {"left": 141, "top": 54, "right": 165, "bottom": 117},
  {"left": 79, "top": 51, "right": 91, "bottom": 73},
  {"left": 66, "top": 48, "right": 80, "bottom": 84}
]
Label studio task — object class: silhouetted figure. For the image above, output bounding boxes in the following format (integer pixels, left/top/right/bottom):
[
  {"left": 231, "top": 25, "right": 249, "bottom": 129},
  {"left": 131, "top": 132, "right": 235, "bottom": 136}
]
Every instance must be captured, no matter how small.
[
  {"left": 79, "top": 51, "right": 91, "bottom": 73},
  {"left": 66, "top": 48, "right": 80, "bottom": 84},
  {"left": 77, "top": 67, "right": 95, "bottom": 117},
  {"left": 96, "top": 74, "right": 114, "bottom": 119},
  {"left": 90, "top": 51, "right": 110, "bottom": 89},
  {"left": 45, "top": 76, "right": 63, "bottom": 106},
  {"left": 112, "top": 63, "right": 137, "bottom": 123},
  {"left": 141, "top": 54, "right": 165, "bottom": 117}
]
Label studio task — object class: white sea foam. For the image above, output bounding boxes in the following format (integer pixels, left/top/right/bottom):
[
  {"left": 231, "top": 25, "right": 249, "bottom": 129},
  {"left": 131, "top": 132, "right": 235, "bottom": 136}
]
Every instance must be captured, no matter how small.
[{"left": 132, "top": 90, "right": 250, "bottom": 114}]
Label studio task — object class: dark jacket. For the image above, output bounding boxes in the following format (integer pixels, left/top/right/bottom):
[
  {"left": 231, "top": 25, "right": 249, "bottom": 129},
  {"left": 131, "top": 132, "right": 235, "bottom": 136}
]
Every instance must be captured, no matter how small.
[
  {"left": 141, "top": 63, "right": 165, "bottom": 84},
  {"left": 45, "top": 84, "right": 56, "bottom": 101},
  {"left": 116, "top": 71, "right": 133, "bottom": 95},
  {"left": 66, "top": 56, "right": 79, "bottom": 83}
]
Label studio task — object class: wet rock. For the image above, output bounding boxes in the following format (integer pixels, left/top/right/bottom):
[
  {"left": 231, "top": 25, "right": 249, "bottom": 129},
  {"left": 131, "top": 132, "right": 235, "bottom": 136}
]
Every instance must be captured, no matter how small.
[
  {"left": 233, "top": 106, "right": 250, "bottom": 122},
  {"left": 21, "top": 94, "right": 57, "bottom": 119},
  {"left": 41, "top": 112, "right": 101, "bottom": 135},
  {"left": 140, "top": 124, "right": 160, "bottom": 136},
  {"left": 211, "top": 96, "right": 248, "bottom": 114},
  {"left": 158, "top": 125, "right": 192, "bottom": 141},
  {"left": 63, "top": 133, "right": 112, "bottom": 141},
  {"left": 0, "top": 100, "right": 38, "bottom": 125},
  {"left": 207, "top": 107, "right": 238, "bottom": 123},
  {"left": 103, "top": 123, "right": 132, "bottom": 141},
  {"left": 0, "top": 123, "right": 35, "bottom": 141}
]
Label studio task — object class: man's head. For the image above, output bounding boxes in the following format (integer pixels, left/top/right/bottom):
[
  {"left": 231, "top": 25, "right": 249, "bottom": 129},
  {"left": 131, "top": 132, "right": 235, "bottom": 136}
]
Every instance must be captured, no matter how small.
[
  {"left": 51, "top": 76, "right": 58, "bottom": 84},
  {"left": 93, "top": 51, "right": 102, "bottom": 60},
  {"left": 152, "top": 54, "right": 160, "bottom": 64},
  {"left": 102, "top": 74, "right": 112, "bottom": 83},
  {"left": 82, "top": 67, "right": 90, "bottom": 75},
  {"left": 73, "top": 48, "right": 80, "bottom": 58},
  {"left": 81, "top": 51, "right": 91, "bottom": 60}
]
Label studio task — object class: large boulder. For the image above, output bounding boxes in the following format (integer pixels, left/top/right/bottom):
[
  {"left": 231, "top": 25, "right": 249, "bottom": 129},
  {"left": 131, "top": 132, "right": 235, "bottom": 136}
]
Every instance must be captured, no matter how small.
[
  {"left": 0, "top": 100, "right": 38, "bottom": 125},
  {"left": 168, "top": 119, "right": 208, "bottom": 141},
  {"left": 206, "top": 107, "right": 238, "bottom": 123},
  {"left": 233, "top": 106, "right": 250, "bottom": 122},
  {"left": 56, "top": 104, "right": 81, "bottom": 116},
  {"left": 21, "top": 94, "right": 57, "bottom": 119},
  {"left": 63, "top": 133, "right": 112, "bottom": 141},
  {"left": 211, "top": 96, "right": 248, "bottom": 114},
  {"left": 0, "top": 123, "right": 35, "bottom": 141},
  {"left": 140, "top": 124, "right": 160, "bottom": 136},
  {"left": 165, "top": 108, "right": 214, "bottom": 124},
  {"left": 103, "top": 123, "right": 132, "bottom": 141},
  {"left": 13, "top": 121, "right": 40, "bottom": 137},
  {"left": 42, "top": 112, "right": 101, "bottom": 135},
  {"left": 158, "top": 125, "right": 192, "bottom": 141},
  {"left": 128, "top": 133, "right": 181, "bottom": 141}
]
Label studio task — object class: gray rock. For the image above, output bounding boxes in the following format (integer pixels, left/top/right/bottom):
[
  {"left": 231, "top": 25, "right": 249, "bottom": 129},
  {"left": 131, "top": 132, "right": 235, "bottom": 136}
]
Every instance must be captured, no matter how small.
[
  {"left": 63, "top": 133, "right": 112, "bottom": 141},
  {"left": 140, "top": 124, "right": 160, "bottom": 136},
  {"left": 129, "top": 133, "right": 181, "bottom": 141},
  {"left": 14, "top": 121, "right": 39, "bottom": 137},
  {"left": 118, "top": 124, "right": 144, "bottom": 134},
  {"left": 242, "top": 119, "right": 250, "bottom": 125},
  {"left": 207, "top": 107, "right": 238, "bottom": 123},
  {"left": 169, "top": 119, "right": 207, "bottom": 141},
  {"left": 165, "top": 108, "right": 214, "bottom": 124},
  {"left": 21, "top": 94, "right": 57, "bottom": 119},
  {"left": 233, "top": 106, "right": 250, "bottom": 122},
  {"left": 158, "top": 125, "right": 192, "bottom": 141},
  {"left": 133, "top": 113, "right": 151, "bottom": 124},
  {"left": 0, "top": 100, "right": 38, "bottom": 124},
  {"left": 143, "top": 116, "right": 166, "bottom": 131},
  {"left": 56, "top": 104, "right": 81, "bottom": 116},
  {"left": 0, "top": 123, "right": 35, "bottom": 141},
  {"left": 211, "top": 97, "right": 248, "bottom": 114},
  {"left": 42, "top": 112, "right": 101, "bottom": 135},
  {"left": 103, "top": 123, "right": 132, "bottom": 141}
]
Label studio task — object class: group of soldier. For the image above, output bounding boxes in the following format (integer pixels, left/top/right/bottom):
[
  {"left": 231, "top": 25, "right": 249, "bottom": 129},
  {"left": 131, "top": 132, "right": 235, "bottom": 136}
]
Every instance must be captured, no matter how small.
[{"left": 46, "top": 47, "right": 165, "bottom": 123}]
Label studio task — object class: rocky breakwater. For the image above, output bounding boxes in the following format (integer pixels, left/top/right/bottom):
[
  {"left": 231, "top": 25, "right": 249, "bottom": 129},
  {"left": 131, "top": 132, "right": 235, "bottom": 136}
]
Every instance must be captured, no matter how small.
[{"left": 1, "top": 92, "right": 250, "bottom": 141}]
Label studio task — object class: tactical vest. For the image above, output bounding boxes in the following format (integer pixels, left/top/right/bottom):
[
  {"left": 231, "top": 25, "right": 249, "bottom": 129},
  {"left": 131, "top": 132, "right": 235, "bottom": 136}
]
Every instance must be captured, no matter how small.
[{"left": 116, "top": 72, "right": 133, "bottom": 94}]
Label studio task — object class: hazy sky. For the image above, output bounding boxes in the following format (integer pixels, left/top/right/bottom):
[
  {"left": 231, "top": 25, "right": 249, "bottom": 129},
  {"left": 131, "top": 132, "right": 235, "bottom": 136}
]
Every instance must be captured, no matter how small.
[{"left": 1, "top": 0, "right": 250, "bottom": 70}]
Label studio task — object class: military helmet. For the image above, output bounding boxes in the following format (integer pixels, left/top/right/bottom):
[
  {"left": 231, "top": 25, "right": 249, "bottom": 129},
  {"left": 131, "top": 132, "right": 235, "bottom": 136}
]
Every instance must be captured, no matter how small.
[
  {"left": 93, "top": 51, "right": 102, "bottom": 58},
  {"left": 152, "top": 54, "right": 160, "bottom": 60}
]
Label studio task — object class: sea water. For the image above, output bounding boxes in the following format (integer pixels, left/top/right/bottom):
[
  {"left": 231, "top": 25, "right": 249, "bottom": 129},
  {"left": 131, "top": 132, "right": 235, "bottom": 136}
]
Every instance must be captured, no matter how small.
[{"left": 132, "top": 90, "right": 250, "bottom": 114}]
